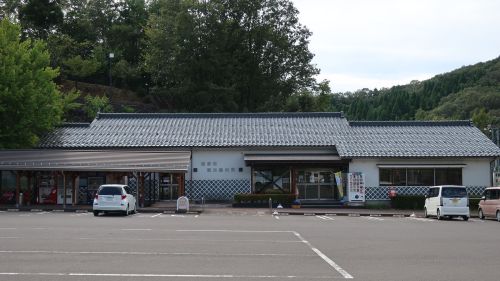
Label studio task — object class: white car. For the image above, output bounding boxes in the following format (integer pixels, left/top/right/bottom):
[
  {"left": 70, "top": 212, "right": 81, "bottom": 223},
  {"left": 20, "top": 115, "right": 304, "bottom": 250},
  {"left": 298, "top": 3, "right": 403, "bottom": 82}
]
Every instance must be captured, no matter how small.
[
  {"left": 424, "top": 185, "right": 470, "bottom": 220},
  {"left": 93, "top": 184, "right": 137, "bottom": 216}
]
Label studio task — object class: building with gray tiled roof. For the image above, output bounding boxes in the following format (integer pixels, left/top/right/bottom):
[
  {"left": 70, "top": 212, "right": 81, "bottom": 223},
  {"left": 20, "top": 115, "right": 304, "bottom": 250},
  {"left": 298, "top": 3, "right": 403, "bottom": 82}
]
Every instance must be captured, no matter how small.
[{"left": 1, "top": 112, "right": 499, "bottom": 206}]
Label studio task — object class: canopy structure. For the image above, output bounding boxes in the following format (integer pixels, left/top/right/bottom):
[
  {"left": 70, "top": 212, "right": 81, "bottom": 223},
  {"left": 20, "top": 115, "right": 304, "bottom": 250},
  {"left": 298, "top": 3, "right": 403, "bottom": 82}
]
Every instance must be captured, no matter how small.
[{"left": 0, "top": 150, "right": 191, "bottom": 172}]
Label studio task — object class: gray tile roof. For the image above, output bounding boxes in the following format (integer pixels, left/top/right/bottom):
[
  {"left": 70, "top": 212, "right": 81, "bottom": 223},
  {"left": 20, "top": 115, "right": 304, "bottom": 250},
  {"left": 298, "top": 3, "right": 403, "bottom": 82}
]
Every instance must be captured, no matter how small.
[
  {"left": 40, "top": 112, "right": 349, "bottom": 149},
  {"left": 343, "top": 121, "right": 500, "bottom": 157},
  {"left": 38, "top": 113, "right": 500, "bottom": 158}
]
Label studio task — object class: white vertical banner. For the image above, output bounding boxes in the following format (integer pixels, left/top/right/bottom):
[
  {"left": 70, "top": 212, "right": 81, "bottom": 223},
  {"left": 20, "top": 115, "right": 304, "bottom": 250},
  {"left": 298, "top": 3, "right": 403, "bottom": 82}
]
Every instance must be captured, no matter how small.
[{"left": 347, "top": 172, "right": 365, "bottom": 202}]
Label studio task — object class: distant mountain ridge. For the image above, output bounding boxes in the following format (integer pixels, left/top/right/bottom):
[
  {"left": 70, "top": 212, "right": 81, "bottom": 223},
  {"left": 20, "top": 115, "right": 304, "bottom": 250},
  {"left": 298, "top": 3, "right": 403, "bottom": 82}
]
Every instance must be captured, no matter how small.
[{"left": 331, "top": 56, "right": 500, "bottom": 127}]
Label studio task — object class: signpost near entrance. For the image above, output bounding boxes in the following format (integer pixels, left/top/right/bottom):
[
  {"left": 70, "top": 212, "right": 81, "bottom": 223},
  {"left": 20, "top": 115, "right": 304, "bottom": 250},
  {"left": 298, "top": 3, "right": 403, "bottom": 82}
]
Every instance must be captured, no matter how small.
[{"left": 176, "top": 196, "right": 189, "bottom": 213}]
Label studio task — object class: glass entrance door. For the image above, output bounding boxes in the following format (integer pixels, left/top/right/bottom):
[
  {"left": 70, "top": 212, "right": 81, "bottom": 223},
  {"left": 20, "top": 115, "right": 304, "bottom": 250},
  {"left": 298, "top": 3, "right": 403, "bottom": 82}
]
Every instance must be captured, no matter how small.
[
  {"left": 297, "top": 170, "right": 336, "bottom": 200},
  {"left": 160, "top": 174, "right": 179, "bottom": 201}
]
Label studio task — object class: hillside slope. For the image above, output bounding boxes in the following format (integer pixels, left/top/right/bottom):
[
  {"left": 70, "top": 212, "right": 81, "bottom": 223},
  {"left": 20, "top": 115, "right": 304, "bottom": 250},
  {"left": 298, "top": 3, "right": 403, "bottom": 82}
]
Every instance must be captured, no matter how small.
[{"left": 331, "top": 56, "right": 500, "bottom": 125}]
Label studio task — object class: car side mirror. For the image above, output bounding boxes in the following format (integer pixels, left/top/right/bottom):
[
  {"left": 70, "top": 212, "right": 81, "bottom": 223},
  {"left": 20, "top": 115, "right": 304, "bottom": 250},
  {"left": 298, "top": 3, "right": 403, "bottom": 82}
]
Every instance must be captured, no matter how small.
[{"left": 481, "top": 196, "right": 486, "bottom": 201}]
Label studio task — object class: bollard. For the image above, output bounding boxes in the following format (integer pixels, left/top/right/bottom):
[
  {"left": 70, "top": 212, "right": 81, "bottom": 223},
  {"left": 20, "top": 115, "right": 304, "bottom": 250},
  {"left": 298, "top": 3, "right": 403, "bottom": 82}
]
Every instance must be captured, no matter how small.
[
  {"left": 19, "top": 192, "right": 23, "bottom": 207},
  {"left": 269, "top": 197, "right": 272, "bottom": 213}
]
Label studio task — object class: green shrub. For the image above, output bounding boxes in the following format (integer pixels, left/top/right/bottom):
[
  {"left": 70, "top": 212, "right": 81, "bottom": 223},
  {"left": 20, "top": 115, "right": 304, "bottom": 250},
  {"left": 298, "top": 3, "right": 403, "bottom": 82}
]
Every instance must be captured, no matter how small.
[
  {"left": 469, "top": 198, "right": 481, "bottom": 210},
  {"left": 390, "top": 195, "right": 426, "bottom": 210},
  {"left": 234, "top": 193, "right": 295, "bottom": 205}
]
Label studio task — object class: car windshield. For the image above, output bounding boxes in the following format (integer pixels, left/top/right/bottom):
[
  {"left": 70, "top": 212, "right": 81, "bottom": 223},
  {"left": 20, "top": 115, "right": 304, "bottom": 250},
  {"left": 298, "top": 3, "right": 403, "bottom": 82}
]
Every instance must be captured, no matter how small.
[
  {"left": 98, "top": 186, "right": 122, "bottom": 196},
  {"left": 441, "top": 187, "right": 467, "bottom": 198}
]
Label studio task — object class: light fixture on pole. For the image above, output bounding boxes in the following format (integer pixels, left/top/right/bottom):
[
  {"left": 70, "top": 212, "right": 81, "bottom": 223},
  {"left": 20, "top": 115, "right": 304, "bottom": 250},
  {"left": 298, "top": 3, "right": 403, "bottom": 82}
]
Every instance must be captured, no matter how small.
[{"left": 108, "top": 52, "right": 114, "bottom": 88}]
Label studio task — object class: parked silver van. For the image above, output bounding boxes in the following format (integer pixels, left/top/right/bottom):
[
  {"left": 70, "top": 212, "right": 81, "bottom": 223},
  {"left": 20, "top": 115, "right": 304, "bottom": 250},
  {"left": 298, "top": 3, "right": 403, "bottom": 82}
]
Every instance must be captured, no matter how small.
[{"left": 424, "top": 185, "right": 470, "bottom": 221}]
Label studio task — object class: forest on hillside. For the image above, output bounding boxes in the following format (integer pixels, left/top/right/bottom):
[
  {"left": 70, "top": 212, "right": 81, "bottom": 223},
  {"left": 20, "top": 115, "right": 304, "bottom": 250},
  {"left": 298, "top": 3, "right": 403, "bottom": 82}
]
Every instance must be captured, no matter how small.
[{"left": 1, "top": 0, "right": 499, "bottom": 149}]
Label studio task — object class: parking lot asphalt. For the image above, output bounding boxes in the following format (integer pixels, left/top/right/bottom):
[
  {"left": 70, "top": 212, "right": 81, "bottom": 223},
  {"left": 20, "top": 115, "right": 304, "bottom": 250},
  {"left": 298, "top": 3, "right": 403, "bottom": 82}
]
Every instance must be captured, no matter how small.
[
  {"left": 0, "top": 210, "right": 499, "bottom": 281},
  {"left": 0, "top": 203, "right": 428, "bottom": 217}
]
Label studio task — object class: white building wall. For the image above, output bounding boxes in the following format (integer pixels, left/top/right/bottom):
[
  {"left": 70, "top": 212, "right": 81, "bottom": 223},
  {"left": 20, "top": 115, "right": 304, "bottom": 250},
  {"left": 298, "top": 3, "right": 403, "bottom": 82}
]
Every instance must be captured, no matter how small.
[
  {"left": 188, "top": 150, "right": 250, "bottom": 181},
  {"left": 349, "top": 158, "right": 492, "bottom": 187}
]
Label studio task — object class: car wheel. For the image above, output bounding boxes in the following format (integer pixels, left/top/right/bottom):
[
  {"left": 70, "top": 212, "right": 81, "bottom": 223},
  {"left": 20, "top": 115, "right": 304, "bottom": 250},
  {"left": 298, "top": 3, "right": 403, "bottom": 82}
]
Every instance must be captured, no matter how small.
[
  {"left": 93, "top": 211, "right": 99, "bottom": 217},
  {"left": 496, "top": 211, "right": 500, "bottom": 222},
  {"left": 478, "top": 209, "right": 485, "bottom": 220},
  {"left": 424, "top": 208, "right": 429, "bottom": 218},
  {"left": 437, "top": 209, "right": 442, "bottom": 220},
  {"left": 463, "top": 216, "right": 469, "bottom": 221}
]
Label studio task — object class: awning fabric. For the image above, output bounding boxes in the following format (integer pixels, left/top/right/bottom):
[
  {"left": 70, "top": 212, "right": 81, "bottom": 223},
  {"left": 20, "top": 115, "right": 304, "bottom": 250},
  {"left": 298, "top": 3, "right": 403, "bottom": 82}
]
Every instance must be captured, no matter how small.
[
  {"left": 0, "top": 150, "right": 191, "bottom": 172},
  {"left": 244, "top": 153, "right": 341, "bottom": 163}
]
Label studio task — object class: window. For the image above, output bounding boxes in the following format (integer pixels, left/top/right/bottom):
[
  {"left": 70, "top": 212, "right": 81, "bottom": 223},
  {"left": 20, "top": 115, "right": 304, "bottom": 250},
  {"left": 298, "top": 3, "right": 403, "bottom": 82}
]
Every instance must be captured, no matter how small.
[
  {"left": 253, "top": 167, "right": 290, "bottom": 194},
  {"left": 435, "top": 169, "right": 462, "bottom": 185},
  {"left": 427, "top": 187, "right": 439, "bottom": 198},
  {"left": 379, "top": 168, "right": 462, "bottom": 186},
  {"left": 494, "top": 190, "right": 500, "bottom": 200},
  {"left": 379, "top": 169, "right": 406, "bottom": 186},
  {"left": 486, "top": 189, "right": 500, "bottom": 200},
  {"left": 441, "top": 187, "right": 467, "bottom": 198},
  {"left": 407, "top": 169, "right": 434, "bottom": 186},
  {"left": 98, "top": 186, "right": 122, "bottom": 195},
  {"left": 193, "top": 168, "right": 198, "bottom": 172}
]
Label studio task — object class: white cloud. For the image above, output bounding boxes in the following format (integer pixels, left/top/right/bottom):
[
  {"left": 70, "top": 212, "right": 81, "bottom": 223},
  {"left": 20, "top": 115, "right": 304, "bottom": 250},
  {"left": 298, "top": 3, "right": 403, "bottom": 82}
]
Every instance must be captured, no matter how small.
[{"left": 293, "top": 0, "right": 500, "bottom": 92}]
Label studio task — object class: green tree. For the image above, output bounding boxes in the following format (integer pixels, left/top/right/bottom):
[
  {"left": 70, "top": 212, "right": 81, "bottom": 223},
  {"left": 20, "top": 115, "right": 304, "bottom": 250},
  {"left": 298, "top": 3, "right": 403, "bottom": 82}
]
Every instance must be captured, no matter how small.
[
  {"left": 0, "top": 19, "right": 62, "bottom": 148},
  {"left": 19, "top": 0, "right": 63, "bottom": 39},
  {"left": 61, "top": 88, "right": 82, "bottom": 121},
  {"left": 63, "top": 55, "right": 101, "bottom": 89},
  {"left": 472, "top": 108, "right": 493, "bottom": 133},
  {"left": 144, "top": 0, "right": 319, "bottom": 112},
  {"left": 83, "top": 95, "right": 113, "bottom": 120}
]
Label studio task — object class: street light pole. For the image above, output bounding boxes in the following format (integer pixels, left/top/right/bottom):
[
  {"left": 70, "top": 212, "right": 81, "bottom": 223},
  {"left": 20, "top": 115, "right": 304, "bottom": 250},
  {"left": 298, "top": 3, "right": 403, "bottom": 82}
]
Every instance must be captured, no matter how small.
[{"left": 108, "top": 52, "right": 114, "bottom": 88}]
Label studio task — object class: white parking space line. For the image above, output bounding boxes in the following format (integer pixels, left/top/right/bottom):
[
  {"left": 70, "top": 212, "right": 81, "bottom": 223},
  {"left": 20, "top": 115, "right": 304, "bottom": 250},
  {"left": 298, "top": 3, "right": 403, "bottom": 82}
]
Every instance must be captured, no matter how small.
[
  {"left": 177, "top": 230, "right": 291, "bottom": 233},
  {"left": 407, "top": 217, "right": 435, "bottom": 222},
  {"left": 293, "top": 231, "right": 353, "bottom": 279},
  {"left": 151, "top": 213, "right": 162, "bottom": 218},
  {"left": 36, "top": 211, "right": 50, "bottom": 215},
  {"left": 469, "top": 219, "right": 485, "bottom": 223},
  {"left": 78, "top": 237, "right": 303, "bottom": 243},
  {"left": 316, "top": 215, "right": 335, "bottom": 221},
  {"left": 363, "top": 216, "right": 384, "bottom": 221},
  {"left": 275, "top": 216, "right": 280, "bottom": 220},
  {"left": 0, "top": 272, "right": 336, "bottom": 279},
  {"left": 175, "top": 229, "right": 352, "bottom": 279},
  {"left": 0, "top": 250, "right": 315, "bottom": 257},
  {"left": 71, "top": 213, "right": 89, "bottom": 217}
]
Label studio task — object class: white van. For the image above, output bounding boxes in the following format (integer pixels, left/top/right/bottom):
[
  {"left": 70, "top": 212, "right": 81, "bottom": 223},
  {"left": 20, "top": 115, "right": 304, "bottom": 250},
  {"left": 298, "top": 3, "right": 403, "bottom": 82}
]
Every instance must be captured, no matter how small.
[{"left": 424, "top": 185, "right": 470, "bottom": 221}]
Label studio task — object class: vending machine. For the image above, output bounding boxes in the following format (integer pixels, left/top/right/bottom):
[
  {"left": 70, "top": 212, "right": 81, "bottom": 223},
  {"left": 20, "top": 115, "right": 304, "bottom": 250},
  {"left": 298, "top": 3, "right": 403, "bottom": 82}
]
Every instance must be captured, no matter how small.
[{"left": 347, "top": 172, "right": 365, "bottom": 203}]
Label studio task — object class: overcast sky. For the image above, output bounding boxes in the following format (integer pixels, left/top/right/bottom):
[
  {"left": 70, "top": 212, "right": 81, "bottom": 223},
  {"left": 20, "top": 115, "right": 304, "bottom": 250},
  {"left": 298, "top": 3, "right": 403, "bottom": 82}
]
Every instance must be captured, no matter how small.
[{"left": 293, "top": 0, "right": 500, "bottom": 92}]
